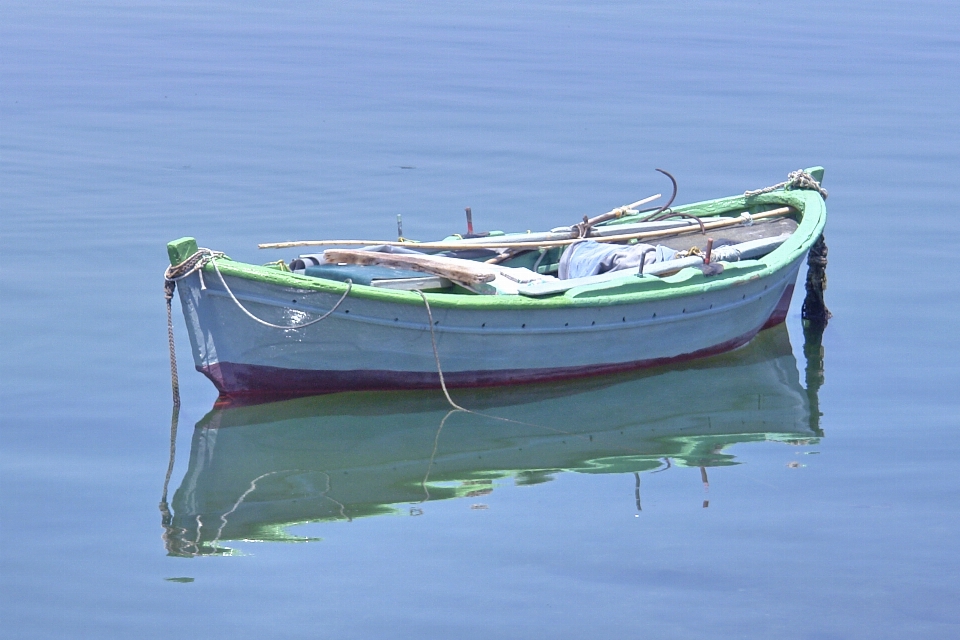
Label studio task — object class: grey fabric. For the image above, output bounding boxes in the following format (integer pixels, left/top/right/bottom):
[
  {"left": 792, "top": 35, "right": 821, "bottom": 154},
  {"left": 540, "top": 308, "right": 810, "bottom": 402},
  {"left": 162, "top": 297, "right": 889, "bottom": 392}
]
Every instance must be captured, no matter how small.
[{"left": 558, "top": 240, "right": 679, "bottom": 280}]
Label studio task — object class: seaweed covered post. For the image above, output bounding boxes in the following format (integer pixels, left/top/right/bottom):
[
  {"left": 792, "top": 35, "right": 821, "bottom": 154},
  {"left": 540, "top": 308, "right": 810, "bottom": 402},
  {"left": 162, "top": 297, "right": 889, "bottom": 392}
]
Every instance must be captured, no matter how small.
[
  {"left": 801, "top": 233, "right": 831, "bottom": 328},
  {"left": 745, "top": 167, "right": 831, "bottom": 330}
]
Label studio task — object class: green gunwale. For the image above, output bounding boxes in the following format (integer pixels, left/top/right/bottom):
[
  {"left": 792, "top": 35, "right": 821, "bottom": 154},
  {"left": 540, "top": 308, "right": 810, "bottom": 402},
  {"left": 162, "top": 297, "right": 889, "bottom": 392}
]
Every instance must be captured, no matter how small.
[{"left": 167, "top": 181, "right": 825, "bottom": 311}]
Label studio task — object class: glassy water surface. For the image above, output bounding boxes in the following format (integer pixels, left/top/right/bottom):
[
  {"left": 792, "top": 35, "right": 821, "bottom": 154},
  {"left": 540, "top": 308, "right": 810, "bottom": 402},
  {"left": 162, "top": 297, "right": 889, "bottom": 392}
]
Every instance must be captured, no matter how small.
[{"left": 2, "top": 1, "right": 958, "bottom": 638}]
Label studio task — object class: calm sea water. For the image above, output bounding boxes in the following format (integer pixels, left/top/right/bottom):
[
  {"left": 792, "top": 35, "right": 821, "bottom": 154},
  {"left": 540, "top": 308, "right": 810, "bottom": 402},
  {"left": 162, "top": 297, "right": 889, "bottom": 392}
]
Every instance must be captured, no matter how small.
[{"left": 2, "top": 1, "right": 959, "bottom": 637}]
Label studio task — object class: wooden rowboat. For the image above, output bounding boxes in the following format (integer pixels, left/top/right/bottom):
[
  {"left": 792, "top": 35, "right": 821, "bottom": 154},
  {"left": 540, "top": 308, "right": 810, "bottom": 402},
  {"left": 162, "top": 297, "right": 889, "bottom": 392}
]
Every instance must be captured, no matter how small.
[{"left": 164, "top": 168, "right": 827, "bottom": 400}]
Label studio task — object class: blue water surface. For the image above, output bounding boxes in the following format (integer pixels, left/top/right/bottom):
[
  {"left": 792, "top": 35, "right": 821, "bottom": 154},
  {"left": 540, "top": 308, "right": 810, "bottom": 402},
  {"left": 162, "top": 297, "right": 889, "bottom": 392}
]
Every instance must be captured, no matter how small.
[{"left": 2, "top": 1, "right": 959, "bottom": 638}]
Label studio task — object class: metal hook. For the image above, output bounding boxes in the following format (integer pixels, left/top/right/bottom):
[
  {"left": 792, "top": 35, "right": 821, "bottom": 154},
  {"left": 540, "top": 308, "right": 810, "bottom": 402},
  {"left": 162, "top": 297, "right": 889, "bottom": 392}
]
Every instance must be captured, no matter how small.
[{"left": 651, "top": 168, "right": 678, "bottom": 216}]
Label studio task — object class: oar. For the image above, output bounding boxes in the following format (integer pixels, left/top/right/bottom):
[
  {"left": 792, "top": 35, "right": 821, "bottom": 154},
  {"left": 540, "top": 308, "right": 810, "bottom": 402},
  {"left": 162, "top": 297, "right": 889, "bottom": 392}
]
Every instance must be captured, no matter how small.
[
  {"left": 579, "top": 193, "right": 662, "bottom": 228},
  {"left": 323, "top": 249, "right": 498, "bottom": 285},
  {"left": 570, "top": 193, "right": 662, "bottom": 239},
  {"left": 259, "top": 207, "right": 793, "bottom": 251},
  {"left": 485, "top": 193, "right": 664, "bottom": 264},
  {"left": 261, "top": 194, "right": 659, "bottom": 251}
]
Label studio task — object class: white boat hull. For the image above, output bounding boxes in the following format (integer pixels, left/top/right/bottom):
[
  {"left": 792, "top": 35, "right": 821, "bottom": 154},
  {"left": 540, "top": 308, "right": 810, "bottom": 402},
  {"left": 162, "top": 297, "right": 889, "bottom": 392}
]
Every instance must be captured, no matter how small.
[{"left": 176, "top": 256, "right": 802, "bottom": 398}]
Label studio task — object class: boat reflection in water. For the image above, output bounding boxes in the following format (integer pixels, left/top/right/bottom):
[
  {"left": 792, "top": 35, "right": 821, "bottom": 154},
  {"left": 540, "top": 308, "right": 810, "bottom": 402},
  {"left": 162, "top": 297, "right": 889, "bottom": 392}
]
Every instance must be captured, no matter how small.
[{"left": 163, "top": 325, "right": 821, "bottom": 556}]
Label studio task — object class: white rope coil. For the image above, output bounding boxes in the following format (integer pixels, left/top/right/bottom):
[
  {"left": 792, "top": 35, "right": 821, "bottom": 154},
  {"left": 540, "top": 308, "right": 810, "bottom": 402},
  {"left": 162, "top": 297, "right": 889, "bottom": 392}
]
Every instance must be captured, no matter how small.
[
  {"left": 166, "top": 248, "right": 353, "bottom": 331},
  {"left": 745, "top": 169, "right": 828, "bottom": 200},
  {"left": 208, "top": 259, "right": 352, "bottom": 330}
]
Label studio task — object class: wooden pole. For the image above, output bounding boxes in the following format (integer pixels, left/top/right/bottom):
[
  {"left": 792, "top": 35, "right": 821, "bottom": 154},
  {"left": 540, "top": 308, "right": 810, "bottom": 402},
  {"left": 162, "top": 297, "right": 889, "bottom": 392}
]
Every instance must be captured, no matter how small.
[
  {"left": 582, "top": 193, "right": 662, "bottom": 227},
  {"left": 259, "top": 207, "right": 794, "bottom": 252},
  {"left": 322, "top": 249, "right": 498, "bottom": 285}
]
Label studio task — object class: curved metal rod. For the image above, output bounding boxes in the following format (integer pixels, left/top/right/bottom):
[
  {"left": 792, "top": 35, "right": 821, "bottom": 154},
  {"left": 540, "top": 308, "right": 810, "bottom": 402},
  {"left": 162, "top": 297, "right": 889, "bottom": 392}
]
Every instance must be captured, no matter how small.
[
  {"left": 643, "top": 170, "right": 706, "bottom": 234},
  {"left": 651, "top": 168, "right": 678, "bottom": 216}
]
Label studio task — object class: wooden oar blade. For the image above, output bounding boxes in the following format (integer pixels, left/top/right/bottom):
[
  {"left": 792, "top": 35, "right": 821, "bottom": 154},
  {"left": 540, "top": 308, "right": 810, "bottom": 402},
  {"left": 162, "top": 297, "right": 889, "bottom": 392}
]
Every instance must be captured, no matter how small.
[{"left": 323, "top": 249, "right": 498, "bottom": 285}]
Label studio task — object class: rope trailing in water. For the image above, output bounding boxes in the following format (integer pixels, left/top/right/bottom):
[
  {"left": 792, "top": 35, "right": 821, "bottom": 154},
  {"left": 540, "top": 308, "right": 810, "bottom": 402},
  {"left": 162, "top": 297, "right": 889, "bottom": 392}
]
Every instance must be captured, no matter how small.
[
  {"left": 400, "top": 290, "right": 715, "bottom": 510},
  {"left": 160, "top": 248, "right": 352, "bottom": 540},
  {"left": 744, "top": 169, "right": 829, "bottom": 200},
  {"left": 160, "top": 248, "right": 226, "bottom": 546},
  {"left": 159, "top": 402, "right": 180, "bottom": 543},
  {"left": 164, "top": 249, "right": 224, "bottom": 406},
  {"left": 414, "top": 290, "right": 602, "bottom": 504},
  {"left": 417, "top": 291, "right": 468, "bottom": 412},
  {"left": 801, "top": 233, "right": 831, "bottom": 327}
]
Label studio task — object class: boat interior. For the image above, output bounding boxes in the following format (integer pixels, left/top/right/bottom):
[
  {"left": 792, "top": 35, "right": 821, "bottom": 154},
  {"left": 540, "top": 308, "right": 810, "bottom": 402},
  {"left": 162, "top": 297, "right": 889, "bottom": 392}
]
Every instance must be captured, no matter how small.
[{"left": 280, "top": 202, "right": 801, "bottom": 297}]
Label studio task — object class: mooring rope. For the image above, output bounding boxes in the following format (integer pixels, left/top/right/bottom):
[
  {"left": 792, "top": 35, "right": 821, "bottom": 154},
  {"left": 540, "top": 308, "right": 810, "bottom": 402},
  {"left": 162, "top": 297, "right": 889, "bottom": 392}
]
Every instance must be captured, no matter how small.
[
  {"left": 160, "top": 250, "right": 226, "bottom": 544},
  {"left": 413, "top": 289, "right": 689, "bottom": 507},
  {"left": 165, "top": 291, "right": 181, "bottom": 409},
  {"left": 414, "top": 289, "right": 694, "bottom": 446},
  {"left": 744, "top": 169, "right": 829, "bottom": 200},
  {"left": 419, "top": 409, "right": 458, "bottom": 503},
  {"left": 161, "top": 249, "right": 353, "bottom": 538},
  {"left": 164, "top": 249, "right": 224, "bottom": 406},
  {"left": 163, "top": 248, "right": 353, "bottom": 406},
  {"left": 210, "top": 470, "right": 284, "bottom": 550},
  {"left": 158, "top": 402, "right": 180, "bottom": 542},
  {"left": 208, "top": 259, "right": 353, "bottom": 330},
  {"left": 415, "top": 290, "right": 598, "bottom": 504},
  {"left": 159, "top": 252, "right": 221, "bottom": 533},
  {"left": 417, "top": 291, "right": 469, "bottom": 412}
]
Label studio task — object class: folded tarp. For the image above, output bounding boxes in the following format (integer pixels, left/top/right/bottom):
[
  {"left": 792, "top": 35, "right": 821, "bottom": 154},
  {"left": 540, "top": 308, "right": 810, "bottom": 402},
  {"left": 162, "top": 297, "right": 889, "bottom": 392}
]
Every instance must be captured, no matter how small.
[{"left": 558, "top": 240, "right": 679, "bottom": 280}]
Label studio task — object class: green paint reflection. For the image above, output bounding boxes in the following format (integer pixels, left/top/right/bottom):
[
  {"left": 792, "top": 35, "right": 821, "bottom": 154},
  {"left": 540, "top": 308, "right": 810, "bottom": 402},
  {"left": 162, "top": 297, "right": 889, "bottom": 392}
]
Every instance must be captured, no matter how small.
[{"left": 163, "top": 325, "right": 820, "bottom": 556}]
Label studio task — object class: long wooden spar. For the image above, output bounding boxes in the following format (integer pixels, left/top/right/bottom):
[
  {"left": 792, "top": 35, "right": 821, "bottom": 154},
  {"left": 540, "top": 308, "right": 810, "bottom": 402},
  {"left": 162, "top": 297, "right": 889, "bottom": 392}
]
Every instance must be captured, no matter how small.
[
  {"left": 259, "top": 207, "right": 793, "bottom": 251},
  {"left": 322, "top": 249, "right": 498, "bottom": 285}
]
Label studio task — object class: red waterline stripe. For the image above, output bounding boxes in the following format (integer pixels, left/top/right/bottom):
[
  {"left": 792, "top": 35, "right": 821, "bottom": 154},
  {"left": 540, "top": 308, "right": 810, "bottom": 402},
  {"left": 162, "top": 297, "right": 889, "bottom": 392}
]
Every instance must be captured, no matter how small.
[
  {"left": 761, "top": 284, "right": 794, "bottom": 331},
  {"left": 202, "top": 318, "right": 789, "bottom": 406}
]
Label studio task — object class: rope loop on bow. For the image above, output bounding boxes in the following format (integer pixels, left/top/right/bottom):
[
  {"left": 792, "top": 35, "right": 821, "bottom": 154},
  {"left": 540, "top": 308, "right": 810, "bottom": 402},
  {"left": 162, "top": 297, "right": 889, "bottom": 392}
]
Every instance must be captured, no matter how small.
[{"left": 745, "top": 169, "right": 828, "bottom": 200}]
